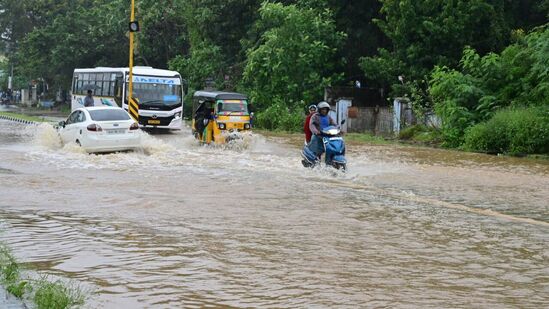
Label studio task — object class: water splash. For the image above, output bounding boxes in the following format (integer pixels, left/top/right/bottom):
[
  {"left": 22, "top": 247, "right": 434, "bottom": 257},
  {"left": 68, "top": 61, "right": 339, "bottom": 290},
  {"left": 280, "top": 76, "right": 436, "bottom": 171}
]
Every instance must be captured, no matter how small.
[
  {"left": 136, "top": 131, "right": 176, "bottom": 156},
  {"left": 30, "top": 123, "right": 63, "bottom": 150}
]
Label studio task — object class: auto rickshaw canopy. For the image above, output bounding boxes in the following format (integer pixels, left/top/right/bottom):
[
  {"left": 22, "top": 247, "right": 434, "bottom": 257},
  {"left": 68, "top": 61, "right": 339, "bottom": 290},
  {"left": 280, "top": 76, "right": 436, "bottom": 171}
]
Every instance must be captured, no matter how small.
[{"left": 192, "top": 91, "right": 248, "bottom": 115}]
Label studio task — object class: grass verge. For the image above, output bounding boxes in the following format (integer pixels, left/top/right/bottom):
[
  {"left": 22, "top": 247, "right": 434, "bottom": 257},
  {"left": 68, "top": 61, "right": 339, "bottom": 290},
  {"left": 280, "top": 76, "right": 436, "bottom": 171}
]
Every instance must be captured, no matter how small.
[
  {"left": 398, "top": 125, "right": 443, "bottom": 146},
  {"left": 345, "top": 132, "right": 393, "bottom": 145},
  {"left": 0, "top": 111, "right": 49, "bottom": 123},
  {"left": 0, "top": 244, "right": 86, "bottom": 308}
]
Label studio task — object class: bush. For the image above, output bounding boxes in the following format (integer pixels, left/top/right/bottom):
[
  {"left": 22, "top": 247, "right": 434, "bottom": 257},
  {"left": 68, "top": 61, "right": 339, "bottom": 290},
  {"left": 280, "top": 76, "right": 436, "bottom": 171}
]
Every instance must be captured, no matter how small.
[
  {"left": 254, "top": 102, "right": 304, "bottom": 132},
  {"left": 464, "top": 106, "right": 549, "bottom": 155}
]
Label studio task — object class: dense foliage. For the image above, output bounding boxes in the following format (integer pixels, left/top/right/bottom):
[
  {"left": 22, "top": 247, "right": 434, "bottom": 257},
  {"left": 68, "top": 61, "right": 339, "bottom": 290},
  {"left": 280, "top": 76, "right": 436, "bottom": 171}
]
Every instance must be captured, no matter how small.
[
  {"left": 0, "top": 0, "right": 547, "bottom": 151},
  {"left": 430, "top": 25, "right": 549, "bottom": 150},
  {"left": 463, "top": 106, "right": 549, "bottom": 155},
  {"left": 242, "top": 2, "right": 345, "bottom": 109}
]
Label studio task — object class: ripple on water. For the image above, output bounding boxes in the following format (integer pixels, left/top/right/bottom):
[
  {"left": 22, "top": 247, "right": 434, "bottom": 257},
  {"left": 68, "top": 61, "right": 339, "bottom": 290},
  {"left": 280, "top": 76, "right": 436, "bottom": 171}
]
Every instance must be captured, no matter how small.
[
  {"left": 2, "top": 122, "right": 549, "bottom": 308},
  {"left": 1, "top": 202, "right": 548, "bottom": 308}
]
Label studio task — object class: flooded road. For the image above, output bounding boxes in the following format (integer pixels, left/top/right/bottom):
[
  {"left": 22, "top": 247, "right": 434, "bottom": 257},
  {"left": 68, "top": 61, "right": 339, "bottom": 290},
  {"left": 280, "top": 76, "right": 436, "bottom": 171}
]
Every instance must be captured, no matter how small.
[{"left": 0, "top": 119, "right": 548, "bottom": 308}]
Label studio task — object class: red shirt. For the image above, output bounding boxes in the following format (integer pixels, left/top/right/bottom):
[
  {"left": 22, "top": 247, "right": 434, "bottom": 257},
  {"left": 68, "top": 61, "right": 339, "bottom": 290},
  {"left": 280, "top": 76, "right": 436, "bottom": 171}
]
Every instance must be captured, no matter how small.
[{"left": 304, "top": 113, "right": 314, "bottom": 143}]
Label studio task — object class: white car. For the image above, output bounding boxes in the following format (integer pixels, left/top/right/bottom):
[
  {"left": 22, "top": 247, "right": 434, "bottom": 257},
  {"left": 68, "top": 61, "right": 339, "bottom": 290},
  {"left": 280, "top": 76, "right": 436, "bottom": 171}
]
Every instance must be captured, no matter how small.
[{"left": 58, "top": 106, "right": 141, "bottom": 153}]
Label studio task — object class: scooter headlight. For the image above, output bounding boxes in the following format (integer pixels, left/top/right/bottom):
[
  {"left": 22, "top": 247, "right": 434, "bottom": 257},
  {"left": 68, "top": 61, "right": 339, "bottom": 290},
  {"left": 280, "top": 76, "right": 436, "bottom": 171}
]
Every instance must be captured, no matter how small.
[{"left": 322, "top": 128, "right": 339, "bottom": 135}]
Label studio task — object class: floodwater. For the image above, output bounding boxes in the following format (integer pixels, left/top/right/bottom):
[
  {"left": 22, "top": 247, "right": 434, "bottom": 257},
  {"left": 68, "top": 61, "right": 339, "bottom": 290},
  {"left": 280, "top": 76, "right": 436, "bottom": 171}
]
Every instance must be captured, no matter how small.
[{"left": 0, "top": 119, "right": 548, "bottom": 308}]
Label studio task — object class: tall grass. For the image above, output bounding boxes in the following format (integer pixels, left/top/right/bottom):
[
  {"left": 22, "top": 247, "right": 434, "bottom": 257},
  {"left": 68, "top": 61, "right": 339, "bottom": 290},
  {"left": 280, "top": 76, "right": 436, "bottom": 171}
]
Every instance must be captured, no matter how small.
[
  {"left": 0, "top": 245, "right": 27, "bottom": 298},
  {"left": 34, "top": 278, "right": 85, "bottom": 309},
  {"left": 0, "top": 244, "right": 86, "bottom": 308}
]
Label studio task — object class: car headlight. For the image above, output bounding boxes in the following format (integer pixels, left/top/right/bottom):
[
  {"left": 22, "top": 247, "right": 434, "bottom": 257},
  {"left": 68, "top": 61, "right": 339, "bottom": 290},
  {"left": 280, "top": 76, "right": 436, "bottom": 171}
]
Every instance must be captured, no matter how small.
[
  {"left": 244, "top": 123, "right": 250, "bottom": 129},
  {"left": 174, "top": 112, "right": 181, "bottom": 118},
  {"left": 218, "top": 123, "right": 226, "bottom": 130}
]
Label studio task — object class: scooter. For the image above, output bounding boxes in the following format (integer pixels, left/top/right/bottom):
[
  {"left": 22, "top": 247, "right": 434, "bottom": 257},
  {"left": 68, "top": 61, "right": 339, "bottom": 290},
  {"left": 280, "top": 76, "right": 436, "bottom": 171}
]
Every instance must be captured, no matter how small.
[{"left": 301, "top": 124, "right": 347, "bottom": 171}]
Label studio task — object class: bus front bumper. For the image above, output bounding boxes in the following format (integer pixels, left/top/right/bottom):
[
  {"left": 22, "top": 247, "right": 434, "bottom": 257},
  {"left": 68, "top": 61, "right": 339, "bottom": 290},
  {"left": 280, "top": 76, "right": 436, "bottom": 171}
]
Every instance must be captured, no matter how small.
[{"left": 139, "top": 116, "right": 182, "bottom": 130}]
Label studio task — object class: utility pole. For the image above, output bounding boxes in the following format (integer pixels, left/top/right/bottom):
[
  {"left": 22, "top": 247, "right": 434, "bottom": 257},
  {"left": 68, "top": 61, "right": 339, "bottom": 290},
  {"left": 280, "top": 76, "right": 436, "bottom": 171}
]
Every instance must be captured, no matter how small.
[{"left": 127, "top": 0, "right": 140, "bottom": 122}]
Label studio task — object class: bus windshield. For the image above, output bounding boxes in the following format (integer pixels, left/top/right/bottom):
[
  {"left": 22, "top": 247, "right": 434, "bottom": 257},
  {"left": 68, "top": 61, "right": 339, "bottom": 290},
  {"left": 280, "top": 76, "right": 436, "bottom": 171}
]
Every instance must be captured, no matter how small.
[
  {"left": 216, "top": 100, "right": 248, "bottom": 115},
  {"left": 130, "top": 79, "right": 182, "bottom": 106}
]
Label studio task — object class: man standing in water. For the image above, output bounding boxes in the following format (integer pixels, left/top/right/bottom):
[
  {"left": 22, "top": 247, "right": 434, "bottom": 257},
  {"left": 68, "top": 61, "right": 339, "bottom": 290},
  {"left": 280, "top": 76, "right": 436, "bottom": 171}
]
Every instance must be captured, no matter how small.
[
  {"left": 84, "top": 90, "right": 94, "bottom": 107},
  {"left": 308, "top": 101, "right": 336, "bottom": 158},
  {"left": 304, "top": 104, "right": 317, "bottom": 144}
]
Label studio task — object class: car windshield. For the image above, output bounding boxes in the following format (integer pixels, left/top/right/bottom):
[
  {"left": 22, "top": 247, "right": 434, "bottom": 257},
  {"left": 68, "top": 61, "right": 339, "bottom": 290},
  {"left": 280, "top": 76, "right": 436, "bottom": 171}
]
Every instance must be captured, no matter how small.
[
  {"left": 131, "top": 80, "right": 182, "bottom": 106},
  {"left": 217, "top": 100, "right": 248, "bottom": 115},
  {"left": 89, "top": 109, "right": 131, "bottom": 121}
]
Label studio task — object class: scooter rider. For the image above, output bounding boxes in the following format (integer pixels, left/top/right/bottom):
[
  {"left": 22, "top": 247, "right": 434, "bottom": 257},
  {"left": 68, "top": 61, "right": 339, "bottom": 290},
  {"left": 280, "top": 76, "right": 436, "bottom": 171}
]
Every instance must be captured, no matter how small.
[{"left": 308, "top": 101, "right": 336, "bottom": 158}]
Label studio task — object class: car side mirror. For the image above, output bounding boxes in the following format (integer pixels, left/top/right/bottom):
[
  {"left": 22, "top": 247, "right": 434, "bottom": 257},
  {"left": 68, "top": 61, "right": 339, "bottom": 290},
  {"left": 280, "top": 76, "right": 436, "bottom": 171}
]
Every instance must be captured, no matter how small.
[
  {"left": 341, "top": 119, "right": 346, "bottom": 125},
  {"left": 59, "top": 121, "right": 66, "bottom": 128}
]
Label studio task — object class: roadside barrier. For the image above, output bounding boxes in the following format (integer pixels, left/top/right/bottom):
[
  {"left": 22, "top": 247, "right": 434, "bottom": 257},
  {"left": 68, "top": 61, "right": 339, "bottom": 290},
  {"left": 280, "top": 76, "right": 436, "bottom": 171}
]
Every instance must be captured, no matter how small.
[{"left": 0, "top": 114, "right": 39, "bottom": 125}]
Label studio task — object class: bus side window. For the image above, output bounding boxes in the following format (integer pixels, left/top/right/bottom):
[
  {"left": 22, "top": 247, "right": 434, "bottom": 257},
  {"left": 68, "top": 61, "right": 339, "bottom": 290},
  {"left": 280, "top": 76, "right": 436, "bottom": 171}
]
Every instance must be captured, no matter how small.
[
  {"left": 79, "top": 73, "right": 87, "bottom": 95},
  {"left": 72, "top": 76, "right": 78, "bottom": 93},
  {"left": 101, "top": 73, "right": 110, "bottom": 97}
]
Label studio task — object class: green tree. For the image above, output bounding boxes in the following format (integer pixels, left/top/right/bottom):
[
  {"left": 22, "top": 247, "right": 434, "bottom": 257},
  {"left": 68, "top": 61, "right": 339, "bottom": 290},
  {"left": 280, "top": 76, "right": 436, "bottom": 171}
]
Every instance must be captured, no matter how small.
[
  {"left": 176, "top": 0, "right": 262, "bottom": 89},
  {"left": 15, "top": 0, "right": 128, "bottom": 89},
  {"left": 242, "top": 2, "right": 345, "bottom": 109},
  {"left": 361, "top": 0, "right": 509, "bottom": 91},
  {"left": 137, "top": 0, "right": 187, "bottom": 68},
  {"left": 297, "top": 0, "right": 386, "bottom": 77}
]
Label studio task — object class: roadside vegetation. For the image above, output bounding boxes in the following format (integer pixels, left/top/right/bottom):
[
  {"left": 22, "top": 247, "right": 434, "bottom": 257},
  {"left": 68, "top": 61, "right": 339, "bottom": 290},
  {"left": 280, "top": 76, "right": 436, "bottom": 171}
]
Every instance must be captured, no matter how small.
[
  {"left": 345, "top": 133, "right": 393, "bottom": 145},
  {"left": 0, "top": 245, "right": 86, "bottom": 309},
  {"left": 397, "top": 125, "right": 443, "bottom": 146},
  {"left": 429, "top": 26, "right": 549, "bottom": 154},
  {"left": 0, "top": 1, "right": 547, "bottom": 155},
  {"left": 463, "top": 106, "right": 549, "bottom": 155},
  {"left": 0, "top": 111, "right": 49, "bottom": 123}
]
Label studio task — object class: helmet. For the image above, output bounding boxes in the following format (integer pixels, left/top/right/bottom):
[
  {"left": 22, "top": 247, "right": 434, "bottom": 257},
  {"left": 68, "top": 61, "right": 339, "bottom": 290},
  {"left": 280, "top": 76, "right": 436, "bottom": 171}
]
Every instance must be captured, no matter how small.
[
  {"left": 308, "top": 104, "right": 317, "bottom": 111},
  {"left": 317, "top": 102, "right": 330, "bottom": 110}
]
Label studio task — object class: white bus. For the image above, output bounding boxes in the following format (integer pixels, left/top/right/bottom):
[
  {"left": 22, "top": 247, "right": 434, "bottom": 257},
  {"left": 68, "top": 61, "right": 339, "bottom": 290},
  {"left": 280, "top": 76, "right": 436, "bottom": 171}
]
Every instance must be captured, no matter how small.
[{"left": 71, "top": 66, "right": 184, "bottom": 129}]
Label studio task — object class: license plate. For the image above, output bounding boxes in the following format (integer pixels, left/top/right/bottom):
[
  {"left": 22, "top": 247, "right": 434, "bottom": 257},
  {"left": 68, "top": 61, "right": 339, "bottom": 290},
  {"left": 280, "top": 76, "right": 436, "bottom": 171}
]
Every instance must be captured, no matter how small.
[
  {"left": 107, "top": 129, "right": 125, "bottom": 134},
  {"left": 148, "top": 120, "right": 161, "bottom": 124},
  {"left": 105, "top": 130, "right": 125, "bottom": 134}
]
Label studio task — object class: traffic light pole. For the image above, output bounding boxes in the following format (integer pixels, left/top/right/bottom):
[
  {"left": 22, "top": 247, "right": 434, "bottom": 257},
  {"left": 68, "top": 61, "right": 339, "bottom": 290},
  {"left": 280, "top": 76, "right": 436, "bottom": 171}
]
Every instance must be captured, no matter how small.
[
  {"left": 128, "top": 0, "right": 135, "bottom": 101},
  {"left": 127, "top": 0, "right": 139, "bottom": 121}
]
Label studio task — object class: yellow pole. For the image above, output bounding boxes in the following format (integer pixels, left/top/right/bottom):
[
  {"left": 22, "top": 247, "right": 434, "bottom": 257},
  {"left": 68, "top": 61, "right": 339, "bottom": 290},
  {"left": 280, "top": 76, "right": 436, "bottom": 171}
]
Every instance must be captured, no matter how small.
[
  {"left": 128, "top": 0, "right": 135, "bottom": 101},
  {"left": 127, "top": 0, "right": 139, "bottom": 122}
]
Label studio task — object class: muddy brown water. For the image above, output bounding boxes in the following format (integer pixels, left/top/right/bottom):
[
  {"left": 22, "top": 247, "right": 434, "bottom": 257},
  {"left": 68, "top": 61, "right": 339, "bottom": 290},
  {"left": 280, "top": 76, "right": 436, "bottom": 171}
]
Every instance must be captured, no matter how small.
[{"left": 0, "top": 120, "right": 548, "bottom": 308}]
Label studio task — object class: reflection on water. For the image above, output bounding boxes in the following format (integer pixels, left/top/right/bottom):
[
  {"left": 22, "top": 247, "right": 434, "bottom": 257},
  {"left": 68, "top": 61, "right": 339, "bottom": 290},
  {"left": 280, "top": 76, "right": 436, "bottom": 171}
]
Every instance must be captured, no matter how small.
[{"left": 0, "top": 119, "right": 548, "bottom": 308}]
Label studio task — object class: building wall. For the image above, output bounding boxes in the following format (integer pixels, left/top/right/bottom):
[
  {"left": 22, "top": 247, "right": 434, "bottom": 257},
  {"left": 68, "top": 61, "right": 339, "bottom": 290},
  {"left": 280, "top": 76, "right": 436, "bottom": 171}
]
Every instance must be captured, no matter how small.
[
  {"left": 347, "top": 106, "right": 394, "bottom": 136},
  {"left": 342, "top": 100, "right": 441, "bottom": 136}
]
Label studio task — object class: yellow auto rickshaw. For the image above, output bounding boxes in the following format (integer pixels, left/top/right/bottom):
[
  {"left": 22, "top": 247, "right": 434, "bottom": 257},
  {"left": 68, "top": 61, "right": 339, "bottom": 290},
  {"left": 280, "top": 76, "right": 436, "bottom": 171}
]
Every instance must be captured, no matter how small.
[{"left": 192, "top": 91, "right": 252, "bottom": 144}]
